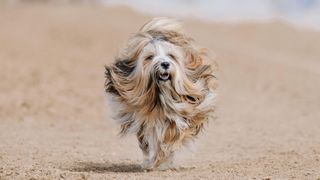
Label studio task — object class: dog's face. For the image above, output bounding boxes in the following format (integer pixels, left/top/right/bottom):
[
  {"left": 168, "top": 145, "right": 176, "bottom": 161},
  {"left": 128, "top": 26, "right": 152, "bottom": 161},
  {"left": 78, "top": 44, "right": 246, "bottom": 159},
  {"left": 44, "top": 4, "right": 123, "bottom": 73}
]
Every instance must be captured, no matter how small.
[
  {"left": 105, "top": 18, "right": 216, "bottom": 112},
  {"left": 137, "top": 40, "right": 183, "bottom": 83}
]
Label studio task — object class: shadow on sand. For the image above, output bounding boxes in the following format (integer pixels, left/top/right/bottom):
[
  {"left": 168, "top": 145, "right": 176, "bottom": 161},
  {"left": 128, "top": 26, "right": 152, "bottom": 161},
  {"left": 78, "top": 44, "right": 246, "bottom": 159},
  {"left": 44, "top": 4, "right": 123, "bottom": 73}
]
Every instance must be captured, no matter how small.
[{"left": 68, "top": 161, "right": 143, "bottom": 173}]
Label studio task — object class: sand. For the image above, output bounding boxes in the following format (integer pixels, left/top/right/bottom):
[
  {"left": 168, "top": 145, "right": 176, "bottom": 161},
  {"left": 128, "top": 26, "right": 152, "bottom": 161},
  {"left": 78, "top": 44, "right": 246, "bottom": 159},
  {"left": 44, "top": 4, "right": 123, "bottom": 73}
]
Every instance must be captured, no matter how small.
[{"left": 0, "top": 4, "right": 320, "bottom": 179}]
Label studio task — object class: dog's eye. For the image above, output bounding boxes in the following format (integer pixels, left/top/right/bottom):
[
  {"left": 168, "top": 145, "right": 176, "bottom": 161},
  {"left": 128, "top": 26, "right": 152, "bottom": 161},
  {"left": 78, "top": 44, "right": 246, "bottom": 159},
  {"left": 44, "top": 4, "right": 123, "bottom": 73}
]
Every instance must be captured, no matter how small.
[
  {"left": 168, "top": 53, "right": 176, "bottom": 60},
  {"left": 145, "top": 55, "right": 154, "bottom": 61}
]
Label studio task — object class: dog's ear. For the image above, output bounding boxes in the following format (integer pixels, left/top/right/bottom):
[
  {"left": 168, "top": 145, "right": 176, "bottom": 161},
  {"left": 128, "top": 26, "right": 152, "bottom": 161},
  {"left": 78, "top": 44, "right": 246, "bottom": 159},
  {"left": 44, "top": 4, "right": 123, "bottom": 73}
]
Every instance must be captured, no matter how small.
[
  {"left": 104, "top": 58, "right": 135, "bottom": 96},
  {"left": 113, "top": 59, "right": 135, "bottom": 77},
  {"left": 184, "top": 46, "right": 218, "bottom": 94},
  {"left": 185, "top": 48, "right": 215, "bottom": 79},
  {"left": 185, "top": 48, "right": 202, "bottom": 70},
  {"left": 104, "top": 64, "right": 119, "bottom": 95}
]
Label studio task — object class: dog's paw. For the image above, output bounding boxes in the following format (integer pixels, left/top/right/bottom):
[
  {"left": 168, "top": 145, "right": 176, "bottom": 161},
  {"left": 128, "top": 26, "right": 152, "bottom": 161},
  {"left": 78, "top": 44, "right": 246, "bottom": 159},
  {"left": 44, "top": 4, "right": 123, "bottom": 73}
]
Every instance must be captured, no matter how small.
[
  {"left": 141, "top": 160, "right": 174, "bottom": 171},
  {"left": 141, "top": 159, "right": 154, "bottom": 171},
  {"left": 155, "top": 160, "right": 174, "bottom": 171}
]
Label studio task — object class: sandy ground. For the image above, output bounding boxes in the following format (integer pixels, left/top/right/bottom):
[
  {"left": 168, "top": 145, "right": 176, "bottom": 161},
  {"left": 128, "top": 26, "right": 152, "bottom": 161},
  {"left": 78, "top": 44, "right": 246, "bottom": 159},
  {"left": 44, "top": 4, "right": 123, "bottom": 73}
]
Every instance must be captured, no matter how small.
[{"left": 0, "top": 4, "right": 320, "bottom": 179}]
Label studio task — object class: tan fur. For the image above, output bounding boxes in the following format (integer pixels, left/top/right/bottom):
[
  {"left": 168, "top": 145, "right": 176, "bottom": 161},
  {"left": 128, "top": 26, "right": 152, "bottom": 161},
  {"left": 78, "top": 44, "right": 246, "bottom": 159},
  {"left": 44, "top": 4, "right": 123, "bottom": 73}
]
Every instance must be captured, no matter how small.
[{"left": 105, "top": 17, "right": 217, "bottom": 170}]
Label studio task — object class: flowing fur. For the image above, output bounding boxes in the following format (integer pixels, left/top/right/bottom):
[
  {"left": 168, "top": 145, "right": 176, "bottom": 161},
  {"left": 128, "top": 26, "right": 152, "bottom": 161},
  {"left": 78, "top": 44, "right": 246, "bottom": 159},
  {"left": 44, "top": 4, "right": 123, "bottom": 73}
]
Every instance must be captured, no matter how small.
[{"left": 105, "top": 17, "right": 217, "bottom": 170}]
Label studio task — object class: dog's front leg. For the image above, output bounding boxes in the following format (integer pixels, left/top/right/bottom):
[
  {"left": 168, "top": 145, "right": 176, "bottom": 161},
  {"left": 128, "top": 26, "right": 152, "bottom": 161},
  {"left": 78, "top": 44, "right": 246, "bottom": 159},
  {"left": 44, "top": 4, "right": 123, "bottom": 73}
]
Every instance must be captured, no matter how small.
[
  {"left": 137, "top": 128, "right": 163, "bottom": 170},
  {"left": 137, "top": 125, "right": 175, "bottom": 170},
  {"left": 137, "top": 128, "right": 151, "bottom": 169},
  {"left": 143, "top": 140, "right": 175, "bottom": 170}
]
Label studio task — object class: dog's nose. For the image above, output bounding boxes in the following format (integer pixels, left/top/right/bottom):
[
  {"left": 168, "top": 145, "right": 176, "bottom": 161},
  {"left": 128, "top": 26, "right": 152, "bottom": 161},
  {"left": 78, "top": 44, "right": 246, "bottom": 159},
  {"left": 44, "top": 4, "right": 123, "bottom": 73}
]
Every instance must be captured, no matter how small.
[{"left": 161, "top": 62, "right": 170, "bottom": 69}]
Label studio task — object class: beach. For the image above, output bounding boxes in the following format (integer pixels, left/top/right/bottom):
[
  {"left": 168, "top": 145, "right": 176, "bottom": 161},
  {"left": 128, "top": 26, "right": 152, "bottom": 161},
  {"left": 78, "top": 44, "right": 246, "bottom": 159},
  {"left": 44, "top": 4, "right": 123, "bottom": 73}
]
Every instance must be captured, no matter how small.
[{"left": 0, "top": 4, "right": 320, "bottom": 179}]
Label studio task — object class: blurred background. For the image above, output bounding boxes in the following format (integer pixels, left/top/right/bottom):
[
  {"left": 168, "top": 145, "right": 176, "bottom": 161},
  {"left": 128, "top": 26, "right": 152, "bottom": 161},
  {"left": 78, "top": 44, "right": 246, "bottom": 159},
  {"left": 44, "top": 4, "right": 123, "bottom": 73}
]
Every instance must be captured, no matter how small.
[
  {"left": 0, "top": 0, "right": 319, "bottom": 179},
  {"left": 105, "top": 0, "right": 320, "bottom": 30},
  {"left": 3, "top": 0, "right": 320, "bottom": 30}
]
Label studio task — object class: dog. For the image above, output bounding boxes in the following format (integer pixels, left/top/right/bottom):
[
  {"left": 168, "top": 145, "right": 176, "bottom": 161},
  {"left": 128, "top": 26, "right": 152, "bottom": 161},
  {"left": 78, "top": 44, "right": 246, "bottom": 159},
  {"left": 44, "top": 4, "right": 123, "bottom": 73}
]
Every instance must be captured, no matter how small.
[{"left": 105, "top": 17, "right": 217, "bottom": 170}]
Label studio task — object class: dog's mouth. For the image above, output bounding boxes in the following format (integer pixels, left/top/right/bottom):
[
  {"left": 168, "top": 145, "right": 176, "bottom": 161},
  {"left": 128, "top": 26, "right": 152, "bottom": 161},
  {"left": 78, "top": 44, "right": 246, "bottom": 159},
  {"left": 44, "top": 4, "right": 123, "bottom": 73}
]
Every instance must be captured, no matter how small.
[{"left": 159, "top": 72, "right": 170, "bottom": 81}]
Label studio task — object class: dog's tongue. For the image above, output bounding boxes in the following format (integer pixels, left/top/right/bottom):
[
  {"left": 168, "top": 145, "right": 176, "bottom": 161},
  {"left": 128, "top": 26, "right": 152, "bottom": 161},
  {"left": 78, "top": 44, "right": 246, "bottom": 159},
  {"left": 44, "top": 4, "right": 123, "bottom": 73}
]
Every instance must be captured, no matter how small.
[{"left": 159, "top": 72, "right": 170, "bottom": 81}]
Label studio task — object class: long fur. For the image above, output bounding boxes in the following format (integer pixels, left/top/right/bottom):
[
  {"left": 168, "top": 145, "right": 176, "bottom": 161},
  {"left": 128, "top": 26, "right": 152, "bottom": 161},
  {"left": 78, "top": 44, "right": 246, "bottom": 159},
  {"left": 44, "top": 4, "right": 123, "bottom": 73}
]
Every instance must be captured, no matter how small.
[{"left": 105, "top": 17, "right": 217, "bottom": 170}]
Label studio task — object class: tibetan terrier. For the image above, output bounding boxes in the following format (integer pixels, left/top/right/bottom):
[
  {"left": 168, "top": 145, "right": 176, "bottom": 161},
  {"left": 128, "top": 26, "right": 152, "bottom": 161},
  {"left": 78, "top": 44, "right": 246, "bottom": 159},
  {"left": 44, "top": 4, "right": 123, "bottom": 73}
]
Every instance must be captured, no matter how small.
[{"left": 105, "top": 17, "right": 217, "bottom": 170}]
